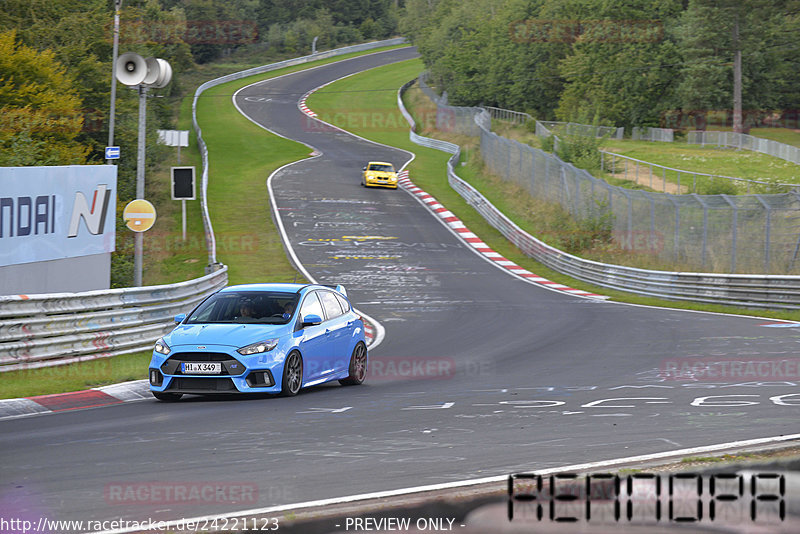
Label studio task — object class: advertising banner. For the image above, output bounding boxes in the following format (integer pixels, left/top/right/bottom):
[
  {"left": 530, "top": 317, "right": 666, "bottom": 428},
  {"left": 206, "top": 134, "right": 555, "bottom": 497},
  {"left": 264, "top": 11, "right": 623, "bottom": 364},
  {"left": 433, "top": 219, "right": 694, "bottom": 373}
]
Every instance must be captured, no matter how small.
[{"left": 0, "top": 165, "right": 117, "bottom": 267}]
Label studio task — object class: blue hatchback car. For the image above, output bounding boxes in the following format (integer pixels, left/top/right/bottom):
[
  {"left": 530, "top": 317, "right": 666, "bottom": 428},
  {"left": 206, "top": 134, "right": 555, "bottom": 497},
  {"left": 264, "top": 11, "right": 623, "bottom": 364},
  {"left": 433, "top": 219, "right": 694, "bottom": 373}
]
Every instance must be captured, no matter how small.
[{"left": 148, "top": 283, "right": 368, "bottom": 401}]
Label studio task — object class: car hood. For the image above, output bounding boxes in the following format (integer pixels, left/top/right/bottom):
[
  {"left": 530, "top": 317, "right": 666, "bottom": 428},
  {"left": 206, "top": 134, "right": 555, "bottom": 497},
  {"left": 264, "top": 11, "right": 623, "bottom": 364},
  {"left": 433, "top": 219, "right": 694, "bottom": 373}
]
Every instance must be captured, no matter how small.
[
  {"left": 165, "top": 323, "right": 290, "bottom": 348},
  {"left": 366, "top": 170, "right": 396, "bottom": 178}
]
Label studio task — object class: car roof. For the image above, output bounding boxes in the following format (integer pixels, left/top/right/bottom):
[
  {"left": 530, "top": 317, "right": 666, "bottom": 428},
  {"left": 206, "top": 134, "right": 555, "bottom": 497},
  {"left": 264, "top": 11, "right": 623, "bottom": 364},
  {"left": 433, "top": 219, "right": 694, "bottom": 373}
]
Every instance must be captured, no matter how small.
[
  {"left": 220, "top": 283, "right": 307, "bottom": 293},
  {"left": 220, "top": 283, "right": 345, "bottom": 296},
  {"left": 367, "top": 161, "right": 394, "bottom": 166}
]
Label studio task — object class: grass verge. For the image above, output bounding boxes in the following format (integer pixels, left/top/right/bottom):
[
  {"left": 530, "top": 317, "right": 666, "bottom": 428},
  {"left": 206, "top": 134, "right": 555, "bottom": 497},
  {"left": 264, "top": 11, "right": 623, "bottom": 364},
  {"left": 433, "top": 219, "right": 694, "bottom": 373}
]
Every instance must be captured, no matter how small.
[
  {"left": 2, "top": 44, "right": 410, "bottom": 400},
  {"left": 0, "top": 353, "right": 152, "bottom": 399},
  {"left": 307, "top": 61, "right": 800, "bottom": 322}
]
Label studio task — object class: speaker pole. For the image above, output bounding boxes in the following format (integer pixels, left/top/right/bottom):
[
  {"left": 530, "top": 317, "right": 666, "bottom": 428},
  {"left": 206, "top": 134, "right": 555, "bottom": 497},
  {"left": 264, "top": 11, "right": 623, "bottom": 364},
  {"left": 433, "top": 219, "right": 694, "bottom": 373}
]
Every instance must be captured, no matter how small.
[
  {"left": 134, "top": 84, "right": 148, "bottom": 287},
  {"left": 107, "top": 1, "right": 123, "bottom": 156}
]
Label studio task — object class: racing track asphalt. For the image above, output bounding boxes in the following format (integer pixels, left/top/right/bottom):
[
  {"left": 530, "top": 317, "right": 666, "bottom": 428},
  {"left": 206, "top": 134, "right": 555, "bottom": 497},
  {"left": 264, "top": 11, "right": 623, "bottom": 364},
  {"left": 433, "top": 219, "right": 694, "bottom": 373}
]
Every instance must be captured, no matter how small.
[{"left": 1, "top": 47, "right": 799, "bottom": 528}]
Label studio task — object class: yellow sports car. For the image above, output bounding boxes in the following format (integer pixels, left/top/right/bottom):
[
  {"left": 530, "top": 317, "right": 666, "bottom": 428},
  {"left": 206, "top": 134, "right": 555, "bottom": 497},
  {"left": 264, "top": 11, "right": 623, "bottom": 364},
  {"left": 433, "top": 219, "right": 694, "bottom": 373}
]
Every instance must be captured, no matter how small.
[{"left": 361, "top": 161, "right": 398, "bottom": 189}]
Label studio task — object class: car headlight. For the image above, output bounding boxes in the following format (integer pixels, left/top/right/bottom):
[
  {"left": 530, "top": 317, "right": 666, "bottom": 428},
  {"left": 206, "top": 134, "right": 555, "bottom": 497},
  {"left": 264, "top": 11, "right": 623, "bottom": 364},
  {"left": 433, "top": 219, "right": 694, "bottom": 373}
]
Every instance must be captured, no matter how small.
[
  {"left": 154, "top": 338, "right": 171, "bottom": 355},
  {"left": 237, "top": 339, "right": 279, "bottom": 355}
]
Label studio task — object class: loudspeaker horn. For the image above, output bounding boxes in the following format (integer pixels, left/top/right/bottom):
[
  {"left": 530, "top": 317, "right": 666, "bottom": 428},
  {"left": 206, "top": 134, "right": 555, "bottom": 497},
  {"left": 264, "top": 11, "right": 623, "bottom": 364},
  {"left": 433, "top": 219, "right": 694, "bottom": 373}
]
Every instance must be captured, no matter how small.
[
  {"left": 151, "top": 59, "right": 172, "bottom": 89},
  {"left": 115, "top": 52, "right": 147, "bottom": 86},
  {"left": 142, "top": 57, "right": 161, "bottom": 86}
]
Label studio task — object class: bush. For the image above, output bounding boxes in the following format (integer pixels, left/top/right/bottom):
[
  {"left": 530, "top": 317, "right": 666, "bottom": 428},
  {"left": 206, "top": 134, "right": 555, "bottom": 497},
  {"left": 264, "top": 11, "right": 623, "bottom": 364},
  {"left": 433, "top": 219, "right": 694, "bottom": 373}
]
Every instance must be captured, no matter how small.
[
  {"left": 698, "top": 178, "right": 738, "bottom": 195},
  {"left": 556, "top": 134, "right": 603, "bottom": 171}
]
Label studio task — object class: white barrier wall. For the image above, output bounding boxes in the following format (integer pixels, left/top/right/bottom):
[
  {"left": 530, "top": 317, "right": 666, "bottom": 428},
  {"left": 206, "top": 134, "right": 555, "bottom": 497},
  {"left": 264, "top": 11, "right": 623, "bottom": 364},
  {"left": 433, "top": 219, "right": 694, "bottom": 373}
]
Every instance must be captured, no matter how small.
[{"left": 0, "top": 165, "right": 117, "bottom": 294}]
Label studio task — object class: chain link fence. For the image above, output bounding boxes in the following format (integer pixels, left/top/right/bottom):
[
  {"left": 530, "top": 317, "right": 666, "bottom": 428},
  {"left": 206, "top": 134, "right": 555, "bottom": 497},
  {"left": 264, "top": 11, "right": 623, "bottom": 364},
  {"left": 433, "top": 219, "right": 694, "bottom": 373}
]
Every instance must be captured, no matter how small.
[
  {"left": 416, "top": 76, "right": 800, "bottom": 274},
  {"left": 598, "top": 151, "right": 789, "bottom": 194},
  {"left": 538, "top": 120, "right": 624, "bottom": 140},
  {"left": 632, "top": 127, "right": 674, "bottom": 142},
  {"left": 689, "top": 130, "right": 800, "bottom": 165}
]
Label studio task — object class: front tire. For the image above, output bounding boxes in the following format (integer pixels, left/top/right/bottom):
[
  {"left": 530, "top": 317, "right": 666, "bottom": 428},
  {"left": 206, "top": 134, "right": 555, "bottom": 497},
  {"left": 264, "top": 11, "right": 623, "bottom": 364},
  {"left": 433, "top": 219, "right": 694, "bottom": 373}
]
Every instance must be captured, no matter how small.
[
  {"left": 280, "top": 351, "right": 303, "bottom": 396},
  {"left": 152, "top": 392, "right": 183, "bottom": 402},
  {"left": 340, "top": 342, "right": 367, "bottom": 386}
]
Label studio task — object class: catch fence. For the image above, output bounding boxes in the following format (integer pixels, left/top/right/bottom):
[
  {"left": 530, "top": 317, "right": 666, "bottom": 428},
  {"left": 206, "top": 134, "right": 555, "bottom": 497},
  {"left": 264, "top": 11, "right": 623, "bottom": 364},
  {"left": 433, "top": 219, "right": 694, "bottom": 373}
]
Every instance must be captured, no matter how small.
[{"left": 416, "top": 75, "right": 800, "bottom": 274}]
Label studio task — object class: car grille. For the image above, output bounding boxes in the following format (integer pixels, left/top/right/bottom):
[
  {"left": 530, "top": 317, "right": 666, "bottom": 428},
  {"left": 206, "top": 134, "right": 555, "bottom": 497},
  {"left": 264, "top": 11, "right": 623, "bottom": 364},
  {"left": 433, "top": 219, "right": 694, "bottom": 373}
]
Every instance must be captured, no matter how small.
[
  {"left": 167, "top": 377, "right": 237, "bottom": 392},
  {"left": 162, "top": 352, "right": 243, "bottom": 376},
  {"left": 168, "top": 352, "right": 230, "bottom": 361}
]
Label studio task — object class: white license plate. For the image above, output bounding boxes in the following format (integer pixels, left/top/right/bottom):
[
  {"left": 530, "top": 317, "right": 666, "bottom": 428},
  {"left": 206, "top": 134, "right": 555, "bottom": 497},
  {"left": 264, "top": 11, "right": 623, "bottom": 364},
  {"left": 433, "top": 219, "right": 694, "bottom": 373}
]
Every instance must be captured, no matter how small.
[{"left": 182, "top": 362, "right": 222, "bottom": 374}]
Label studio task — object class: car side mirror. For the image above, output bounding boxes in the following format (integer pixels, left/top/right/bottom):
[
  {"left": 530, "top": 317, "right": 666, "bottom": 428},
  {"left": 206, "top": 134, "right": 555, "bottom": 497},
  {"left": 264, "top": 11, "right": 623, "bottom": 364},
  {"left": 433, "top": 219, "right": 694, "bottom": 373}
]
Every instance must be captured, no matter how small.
[
  {"left": 301, "top": 314, "right": 322, "bottom": 327},
  {"left": 362, "top": 166, "right": 366, "bottom": 171},
  {"left": 174, "top": 313, "right": 186, "bottom": 324}
]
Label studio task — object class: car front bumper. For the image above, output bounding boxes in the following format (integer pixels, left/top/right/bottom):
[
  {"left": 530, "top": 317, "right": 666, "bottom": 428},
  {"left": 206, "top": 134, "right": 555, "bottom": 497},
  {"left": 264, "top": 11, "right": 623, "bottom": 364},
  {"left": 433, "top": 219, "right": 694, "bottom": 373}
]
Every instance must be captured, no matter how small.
[
  {"left": 149, "top": 346, "right": 284, "bottom": 395},
  {"left": 364, "top": 174, "right": 398, "bottom": 188}
]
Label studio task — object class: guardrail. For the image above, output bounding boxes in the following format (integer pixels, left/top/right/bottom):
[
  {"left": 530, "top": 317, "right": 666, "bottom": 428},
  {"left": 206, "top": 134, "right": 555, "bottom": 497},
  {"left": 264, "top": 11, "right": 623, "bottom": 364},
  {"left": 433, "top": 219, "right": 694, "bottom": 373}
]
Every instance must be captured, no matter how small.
[
  {"left": 192, "top": 37, "right": 407, "bottom": 267},
  {"left": 399, "top": 79, "right": 800, "bottom": 309},
  {"left": 0, "top": 267, "right": 228, "bottom": 372}
]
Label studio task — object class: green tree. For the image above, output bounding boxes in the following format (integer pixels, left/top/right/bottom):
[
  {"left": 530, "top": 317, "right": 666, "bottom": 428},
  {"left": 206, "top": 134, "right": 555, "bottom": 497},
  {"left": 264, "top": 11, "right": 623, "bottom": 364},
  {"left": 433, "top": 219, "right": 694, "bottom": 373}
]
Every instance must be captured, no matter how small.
[
  {"left": 554, "top": 0, "right": 684, "bottom": 127},
  {"left": 0, "top": 30, "right": 89, "bottom": 165},
  {"left": 674, "top": 0, "right": 799, "bottom": 126}
]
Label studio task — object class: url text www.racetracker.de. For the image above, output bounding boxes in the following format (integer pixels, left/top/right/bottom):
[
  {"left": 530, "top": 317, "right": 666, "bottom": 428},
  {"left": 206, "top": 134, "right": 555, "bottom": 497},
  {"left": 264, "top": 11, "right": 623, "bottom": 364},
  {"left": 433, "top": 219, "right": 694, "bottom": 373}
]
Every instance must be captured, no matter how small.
[{"left": 0, "top": 516, "right": 281, "bottom": 533}]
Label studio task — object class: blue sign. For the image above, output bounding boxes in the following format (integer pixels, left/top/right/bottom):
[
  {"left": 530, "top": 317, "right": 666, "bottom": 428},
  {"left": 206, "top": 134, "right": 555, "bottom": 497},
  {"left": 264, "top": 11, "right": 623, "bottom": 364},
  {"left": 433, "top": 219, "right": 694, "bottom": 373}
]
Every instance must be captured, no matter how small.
[{"left": 105, "top": 146, "right": 120, "bottom": 160}]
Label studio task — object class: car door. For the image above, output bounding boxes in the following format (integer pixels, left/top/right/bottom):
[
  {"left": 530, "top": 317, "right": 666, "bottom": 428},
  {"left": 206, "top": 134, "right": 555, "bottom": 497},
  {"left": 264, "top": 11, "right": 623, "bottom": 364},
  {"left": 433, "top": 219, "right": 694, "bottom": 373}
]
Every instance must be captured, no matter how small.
[
  {"left": 296, "top": 291, "right": 327, "bottom": 382},
  {"left": 316, "top": 290, "right": 350, "bottom": 373}
]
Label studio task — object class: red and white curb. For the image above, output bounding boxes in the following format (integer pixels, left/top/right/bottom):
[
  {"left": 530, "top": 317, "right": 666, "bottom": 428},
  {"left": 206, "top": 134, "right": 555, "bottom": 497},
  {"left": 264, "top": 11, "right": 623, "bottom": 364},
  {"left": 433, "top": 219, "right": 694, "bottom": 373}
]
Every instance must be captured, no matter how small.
[
  {"left": 0, "top": 317, "right": 382, "bottom": 421},
  {"left": 298, "top": 90, "right": 317, "bottom": 118},
  {"left": 364, "top": 322, "right": 376, "bottom": 344},
  {"left": 0, "top": 380, "right": 151, "bottom": 421},
  {"left": 396, "top": 172, "right": 606, "bottom": 300}
]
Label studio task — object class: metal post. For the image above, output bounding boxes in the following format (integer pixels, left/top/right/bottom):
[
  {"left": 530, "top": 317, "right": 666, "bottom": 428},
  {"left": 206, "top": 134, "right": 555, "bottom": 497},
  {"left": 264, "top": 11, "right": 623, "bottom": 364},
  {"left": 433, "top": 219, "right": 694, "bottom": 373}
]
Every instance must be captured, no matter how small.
[
  {"left": 754, "top": 195, "right": 771, "bottom": 273},
  {"left": 627, "top": 192, "right": 633, "bottom": 248},
  {"left": 720, "top": 194, "right": 737, "bottom": 272},
  {"left": 178, "top": 145, "right": 186, "bottom": 242},
  {"left": 134, "top": 85, "right": 147, "bottom": 287},
  {"left": 107, "top": 0, "right": 122, "bottom": 151},
  {"left": 506, "top": 140, "right": 512, "bottom": 180},
  {"left": 544, "top": 155, "right": 550, "bottom": 200},
  {"left": 694, "top": 194, "right": 708, "bottom": 268}
]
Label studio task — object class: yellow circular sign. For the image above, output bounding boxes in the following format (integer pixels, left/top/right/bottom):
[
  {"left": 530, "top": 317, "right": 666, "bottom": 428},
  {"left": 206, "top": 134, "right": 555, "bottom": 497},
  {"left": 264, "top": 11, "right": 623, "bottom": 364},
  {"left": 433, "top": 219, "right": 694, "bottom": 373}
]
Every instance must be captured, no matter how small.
[{"left": 123, "top": 199, "right": 157, "bottom": 232}]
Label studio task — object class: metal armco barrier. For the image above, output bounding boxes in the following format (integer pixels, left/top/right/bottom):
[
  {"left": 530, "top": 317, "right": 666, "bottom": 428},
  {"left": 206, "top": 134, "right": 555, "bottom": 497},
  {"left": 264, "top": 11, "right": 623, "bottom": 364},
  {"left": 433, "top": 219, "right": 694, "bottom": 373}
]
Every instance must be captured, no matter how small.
[
  {"left": 193, "top": 38, "right": 407, "bottom": 266},
  {"left": 399, "top": 80, "right": 800, "bottom": 310},
  {"left": 0, "top": 44, "right": 408, "bottom": 373},
  {"left": 0, "top": 266, "right": 227, "bottom": 371}
]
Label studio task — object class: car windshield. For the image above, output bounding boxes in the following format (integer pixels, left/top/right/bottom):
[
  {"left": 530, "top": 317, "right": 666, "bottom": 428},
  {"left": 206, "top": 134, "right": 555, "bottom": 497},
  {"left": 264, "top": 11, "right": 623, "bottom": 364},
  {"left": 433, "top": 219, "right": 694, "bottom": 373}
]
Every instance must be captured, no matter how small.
[
  {"left": 186, "top": 291, "right": 299, "bottom": 325},
  {"left": 368, "top": 163, "right": 394, "bottom": 172}
]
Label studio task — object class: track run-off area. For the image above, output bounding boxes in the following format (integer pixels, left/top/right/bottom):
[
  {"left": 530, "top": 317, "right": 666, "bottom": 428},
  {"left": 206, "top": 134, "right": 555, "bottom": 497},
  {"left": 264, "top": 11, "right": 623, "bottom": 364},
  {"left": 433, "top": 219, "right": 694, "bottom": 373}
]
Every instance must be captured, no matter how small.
[{"left": 1, "top": 47, "right": 799, "bottom": 531}]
